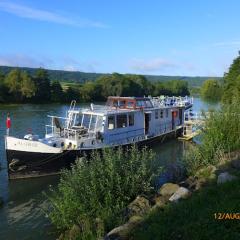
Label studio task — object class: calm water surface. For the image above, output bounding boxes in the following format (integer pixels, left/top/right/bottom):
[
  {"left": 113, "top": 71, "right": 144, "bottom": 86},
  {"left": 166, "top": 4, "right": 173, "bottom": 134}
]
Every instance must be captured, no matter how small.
[{"left": 0, "top": 98, "right": 218, "bottom": 240}]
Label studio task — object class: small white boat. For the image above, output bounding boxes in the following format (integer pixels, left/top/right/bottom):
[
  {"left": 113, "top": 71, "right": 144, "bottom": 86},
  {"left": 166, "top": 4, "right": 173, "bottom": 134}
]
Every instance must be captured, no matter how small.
[{"left": 5, "top": 96, "right": 193, "bottom": 179}]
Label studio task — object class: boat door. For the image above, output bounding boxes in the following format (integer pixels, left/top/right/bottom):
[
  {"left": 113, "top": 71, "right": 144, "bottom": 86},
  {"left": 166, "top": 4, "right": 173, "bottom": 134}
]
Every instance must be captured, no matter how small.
[
  {"left": 172, "top": 111, "right": 175, "bottom": 130},
  {"left": 144, "top": 113, "right": 150, "bottom": 135},
  {"left": 179, "top": 109, "right": 183, "bottom": 125}
]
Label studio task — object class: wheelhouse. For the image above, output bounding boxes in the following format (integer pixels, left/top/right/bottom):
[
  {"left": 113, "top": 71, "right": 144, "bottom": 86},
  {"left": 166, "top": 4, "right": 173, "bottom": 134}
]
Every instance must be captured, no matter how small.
[{"left": 106, "top": 97, "right": 153, "bottom": 109}]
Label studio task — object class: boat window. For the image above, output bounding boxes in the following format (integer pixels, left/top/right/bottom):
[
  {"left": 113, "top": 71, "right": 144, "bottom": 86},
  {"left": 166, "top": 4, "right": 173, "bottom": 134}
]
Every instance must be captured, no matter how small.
[
  {"left": 128, "top": 113, "right": 134, "bottom": 126},
  {"left": 119, "top": 100, "right": 125, "bottom": 108},
  {"left": 89, "top": 115, "right": 97, "bottom": 131},
  {"left": 160, "top": 110, "right": 164, "bottom": 118},
  {"left": 75, "top": 114, "right": 83, "bottom": 126},
  {"left": 117, "top": 114, "right": 127, "bottom": 128},
  {"left": 127, "top": 101, "right": 134, "bottom": 108},
  {"left": 145, "top": 100, "right": 153, "bottom": 108},
  {"left": 108, "top": 115, "right": 115, "bottom": 130},
  {"left": 82, "top": 114, "right": 91, "bottom": 128},
  {"left": 166, "top": 109, "right": 169, "bottom": 118},
  {"left": 113, "top": 100, "right": 118, "bottom": 108},
  {"left": 136, "top": 100, "right": 146, "bottom": 107},
  {"left": 96, "top": 116, "right": 103, "bottom": 131},
  {"left": 155, "top": 110, "right": 159, "bottom": 119}
]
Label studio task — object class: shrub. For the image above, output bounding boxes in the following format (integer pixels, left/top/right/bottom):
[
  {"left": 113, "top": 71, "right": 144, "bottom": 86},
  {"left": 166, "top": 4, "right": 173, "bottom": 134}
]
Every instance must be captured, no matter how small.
[
  {"left": 45, "top": 145, "right": 159, "bottom": 239},
  {"left": 183, "top": 103, "right": 240, "bottom": 175}
]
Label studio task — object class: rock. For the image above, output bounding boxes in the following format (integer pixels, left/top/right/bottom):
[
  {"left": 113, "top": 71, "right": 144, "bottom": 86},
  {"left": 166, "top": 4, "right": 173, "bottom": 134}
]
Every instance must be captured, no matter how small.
[
  {"left": 153, "top": 195, "right": 168, "bottom": 208},
  {"left": 231, "top": 159, "right": 240, "bottom": 169},
  {"left": 128, "top": 215, "right": 144, "bottom": 224},
  {"left": 195, "top": 165, "right": 217, "bottom": 180},
  {"left": 126, "top": 196, "right": 150, "bottom": 219},
  {"left": 169, "top": 187, "right": 191, "bottom": 202},
  {"left": 229, "top": 150, "right": 240, "bottom": 161},
  {"left": 158, "top": 183, "right": 179, "bottom": 197},
  {"left": 217, "top": 172, "right": 237, "bottom": 184},
  {"left": 57, "top": 233, "right": 64, "bottom": 240},
  {"left": 68, "top": 224, "right": 81, "bottom": 240},
  {"left": 105, "top": 216, "right": 143, "bottom": 240},
  {"left": 180, "top": 176, "right": 206, "bottom": 191}
]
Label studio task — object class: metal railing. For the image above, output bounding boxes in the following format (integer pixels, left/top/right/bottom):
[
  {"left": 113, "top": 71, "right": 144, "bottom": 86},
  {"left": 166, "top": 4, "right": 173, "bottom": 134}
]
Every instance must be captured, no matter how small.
[{"left": 151, "top": 96, "right": 193, "bottom": 108}]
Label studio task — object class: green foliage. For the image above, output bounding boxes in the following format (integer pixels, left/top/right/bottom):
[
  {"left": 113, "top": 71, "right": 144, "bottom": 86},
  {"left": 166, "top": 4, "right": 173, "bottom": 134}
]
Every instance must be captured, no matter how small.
[
  {"left": 0, "top": 65, "right": 222, "bottom": 87},
  {"left": 0, "top": 68, "right": 191, "bottom": 103},
  {"left": 64, "top": 87, "right": 81, "bottom": 102},
  {"left": 5, "top": 69, "right": 22, "bottom": 100},
  {"left": 154, "top": 80, "right": 190, "bottom": 96},
  {"left": 222, "top": 53, "right": 240, "bottom": 103},
  {"left": 80, "top": 81, "right": 102, "bottom": 102},
  {"left": 96, "top": 73, "right": 152, "bottom": 98},
  {"left": 21, "top": 71, "right": 36, "bottom": 98},
  {"left": 201, "top": 104, "right": 240, "bottom": 155},
  {"left": 33, "top": 68, "right": 51, "bottom": 102},
  {"left": 200, "top": 79, "right": 222, "bottom": 102},
  {"left": 51, "top": 81, "right": 64, "bottom": 102},
  {"left": 46, "top": 146, "right": 159, "bottom": 239},
  {"left": 4, "top": 69, "right": 36, "bottom": 101},
  {"left": 183, "top": 104, "right": 240, "bottom": 175},
  {"left": 0, "top": 71, "right": 8, "bottom": 102}
]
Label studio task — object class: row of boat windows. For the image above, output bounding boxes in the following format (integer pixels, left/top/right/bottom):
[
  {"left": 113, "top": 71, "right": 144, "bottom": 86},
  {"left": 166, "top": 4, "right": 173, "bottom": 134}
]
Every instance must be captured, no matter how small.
[
  {"left": 111, "top": 99, "right": 153, "bottom": 108},
  {"left": 155, "top": 109, "right": 169, "bottom": 119},
  {"left": 108, "top": 114, "right": 134, "bottom": 130},
  {"left": 76, "top": 114, "right": 103, "bottom": 131}
]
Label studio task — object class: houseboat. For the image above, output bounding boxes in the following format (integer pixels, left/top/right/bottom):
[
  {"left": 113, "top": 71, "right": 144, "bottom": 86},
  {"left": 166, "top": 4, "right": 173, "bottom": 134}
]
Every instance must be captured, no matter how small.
[{"left": 5, "top": 96, "right": 193, "bottom": 179}]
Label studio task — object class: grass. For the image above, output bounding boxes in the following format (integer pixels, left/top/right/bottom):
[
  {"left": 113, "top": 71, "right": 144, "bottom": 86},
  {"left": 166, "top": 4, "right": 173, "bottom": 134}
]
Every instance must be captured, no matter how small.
[
  {"left": 130, "top": 179, "right": 240, "bottom": 240},
  {"left": 183, "top": 103, "right": 240, "bottom": 176}
]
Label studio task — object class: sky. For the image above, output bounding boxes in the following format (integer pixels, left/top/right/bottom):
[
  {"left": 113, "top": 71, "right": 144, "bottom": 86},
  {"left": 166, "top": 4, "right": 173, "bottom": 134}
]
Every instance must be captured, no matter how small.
[{"left": 0, "top": 0, "right": 240, "bottom": 76}]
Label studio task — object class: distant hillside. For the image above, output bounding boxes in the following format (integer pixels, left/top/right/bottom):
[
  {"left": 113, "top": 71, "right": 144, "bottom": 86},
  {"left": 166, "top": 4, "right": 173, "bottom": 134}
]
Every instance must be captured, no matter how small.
[{"left": 0, "top": 65, "right": 222, "bottom": 87}]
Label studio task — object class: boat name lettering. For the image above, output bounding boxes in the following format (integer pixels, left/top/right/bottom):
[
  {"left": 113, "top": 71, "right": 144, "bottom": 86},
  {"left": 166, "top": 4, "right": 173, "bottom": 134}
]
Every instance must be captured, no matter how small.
[{"left": 17, "top": 141, "right": 38, "bottom": 147}]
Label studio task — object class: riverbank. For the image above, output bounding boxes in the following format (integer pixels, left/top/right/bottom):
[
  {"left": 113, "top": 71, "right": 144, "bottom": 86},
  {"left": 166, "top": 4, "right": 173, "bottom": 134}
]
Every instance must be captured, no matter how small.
[
  {"left": 130, "top": 178, "right": 240, "bottom": 240},
  {"left": 105, "top": 150, "right": 240, "bottom": 240}
]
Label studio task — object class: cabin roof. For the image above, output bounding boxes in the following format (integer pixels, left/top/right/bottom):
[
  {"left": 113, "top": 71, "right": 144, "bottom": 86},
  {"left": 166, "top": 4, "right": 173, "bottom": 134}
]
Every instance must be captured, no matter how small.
[{"left": 107, "top": 96, "right": 150, "bottom": 101}]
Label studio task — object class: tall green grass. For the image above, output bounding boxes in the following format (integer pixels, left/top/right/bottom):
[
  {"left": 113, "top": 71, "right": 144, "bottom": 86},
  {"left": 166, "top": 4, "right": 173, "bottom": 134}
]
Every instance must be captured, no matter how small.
[
  {"left": 184, "top": 103, "right": 240, "bottom": 175},
  {"left": 46, "top": 146, "right": 160, "bottom": 239}
]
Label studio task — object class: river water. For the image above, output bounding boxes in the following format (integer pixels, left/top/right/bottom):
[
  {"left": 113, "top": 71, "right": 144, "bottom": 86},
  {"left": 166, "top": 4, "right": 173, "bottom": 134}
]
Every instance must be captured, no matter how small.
[{"left": 0, "top": 98, "right": 218, "bottom": 240}]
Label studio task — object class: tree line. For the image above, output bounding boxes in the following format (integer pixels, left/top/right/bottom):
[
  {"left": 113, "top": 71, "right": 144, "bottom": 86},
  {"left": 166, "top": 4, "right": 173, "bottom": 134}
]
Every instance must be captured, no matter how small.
[
  {"left": 222, "top": 52, "right": 240, "bottom": 104},
  {"left": 0, "top": 69, "right": 190, "bottom": 103},
  {"left": 199, "top": 51, "right": 240, "bottom": 103}
]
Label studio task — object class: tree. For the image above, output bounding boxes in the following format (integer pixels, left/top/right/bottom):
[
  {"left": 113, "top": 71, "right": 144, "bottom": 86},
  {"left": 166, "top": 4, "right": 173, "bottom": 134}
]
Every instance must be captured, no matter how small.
[
  {"left": 20, "top": 71, "right": 36, "bottom": 99},
  {"left": 153, "top": 80, "right": 190, "bottom": 97},
  {"left": 33, "top": 68, "right": 51, "bottom": 102},
  {"left": 200, "top": 79, "right": 222, "bottom": 102},
  {"left": 80, "top": 81, "right": 102, "bottom": 102},
  {"left": 51, "top": 81, "right": 64, "bottom": 102},
  {"left": 222, "top": 53, "right": 240, "bottom": 103},
  {"left": 64, "top": 87, "right": 81, "bottom": 102},
  {"left": 5, "top": 69, "right": 22, "bottom": 101},
  {"left": 0, "top": 71, "right": 8, "bottom": 102}
]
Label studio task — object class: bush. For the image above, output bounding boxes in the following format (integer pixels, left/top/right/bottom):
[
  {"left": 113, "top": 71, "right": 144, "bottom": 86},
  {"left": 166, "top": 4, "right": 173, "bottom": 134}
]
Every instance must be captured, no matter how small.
[
  {"left": 183, "top": 103, "right": 240, "bottom": 175},
  {"left": 46, "top": 146, "right": 159, "bottom": 239}
]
